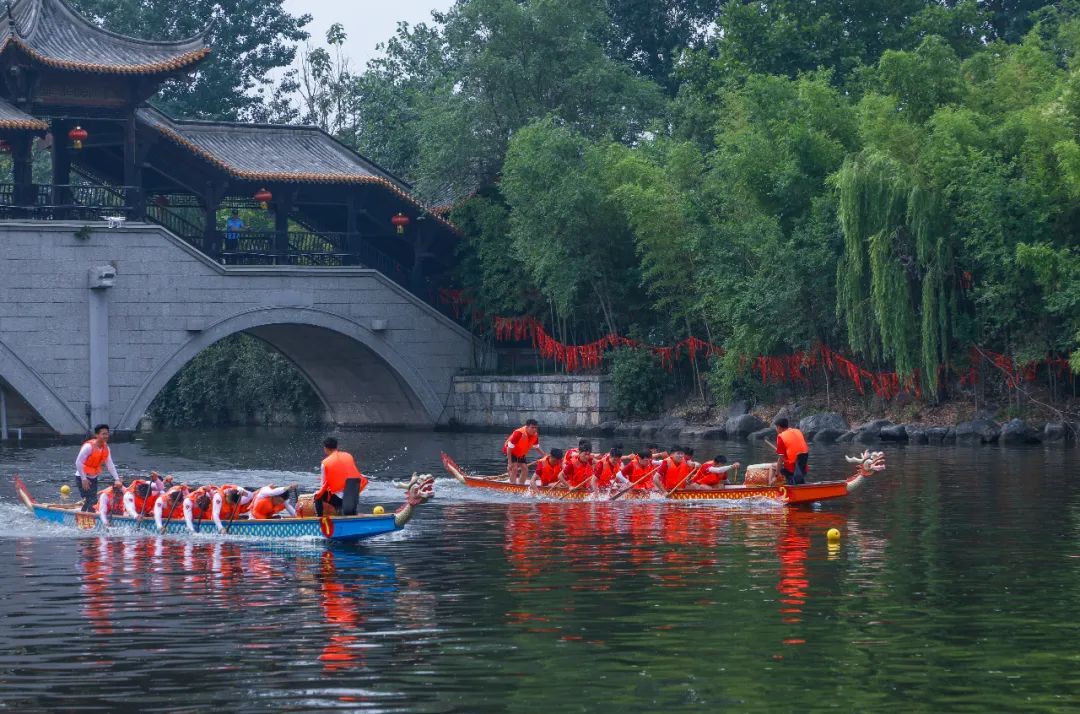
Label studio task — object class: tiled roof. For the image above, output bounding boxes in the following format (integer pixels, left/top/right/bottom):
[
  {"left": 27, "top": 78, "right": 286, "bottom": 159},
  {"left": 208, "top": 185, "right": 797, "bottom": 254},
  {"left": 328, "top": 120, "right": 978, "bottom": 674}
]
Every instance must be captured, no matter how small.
[
  {"left": 1, "top": 0, "right": 210, "bottom": 75},
  {"left": 0, "top": 96, "right": 46, "bottom": 130},
  {"left": 137, "top": 108, "right": 458, "bottom": 232}
]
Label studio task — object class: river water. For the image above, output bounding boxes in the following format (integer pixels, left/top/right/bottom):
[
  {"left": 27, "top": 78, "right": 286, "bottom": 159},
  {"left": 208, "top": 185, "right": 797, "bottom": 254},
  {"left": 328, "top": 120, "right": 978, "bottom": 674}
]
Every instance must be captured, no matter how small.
[{"left": 0, "top": 428, "right": 1075, "bottom": 712}]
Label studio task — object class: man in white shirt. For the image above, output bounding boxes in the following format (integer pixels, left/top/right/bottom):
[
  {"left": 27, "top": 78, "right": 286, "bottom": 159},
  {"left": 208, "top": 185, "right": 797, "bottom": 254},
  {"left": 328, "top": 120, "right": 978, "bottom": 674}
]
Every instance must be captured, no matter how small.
[{"left": 75, "top": 424, "right": 120, "bottom": 512}]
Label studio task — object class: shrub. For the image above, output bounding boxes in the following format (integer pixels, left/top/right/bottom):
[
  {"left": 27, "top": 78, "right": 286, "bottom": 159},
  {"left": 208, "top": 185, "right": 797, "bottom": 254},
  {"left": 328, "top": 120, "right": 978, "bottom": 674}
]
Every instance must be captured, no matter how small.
[{"left": 609, "top": 347, "right": 668, "bottom": 418}]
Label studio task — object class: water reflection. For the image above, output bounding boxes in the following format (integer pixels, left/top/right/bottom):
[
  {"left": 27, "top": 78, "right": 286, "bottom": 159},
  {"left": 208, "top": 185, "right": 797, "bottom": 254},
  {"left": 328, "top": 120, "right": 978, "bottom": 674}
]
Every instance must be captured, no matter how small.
[{"left": 69, "top": 536, "right": 406, "bottom": 680}]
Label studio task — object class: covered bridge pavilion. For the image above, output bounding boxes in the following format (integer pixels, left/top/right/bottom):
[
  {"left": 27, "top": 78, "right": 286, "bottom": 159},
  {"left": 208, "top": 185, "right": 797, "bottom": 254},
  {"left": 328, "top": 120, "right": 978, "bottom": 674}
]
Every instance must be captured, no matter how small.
[{"left": 0, "top": 0, "right": 458, "bottom": 297}]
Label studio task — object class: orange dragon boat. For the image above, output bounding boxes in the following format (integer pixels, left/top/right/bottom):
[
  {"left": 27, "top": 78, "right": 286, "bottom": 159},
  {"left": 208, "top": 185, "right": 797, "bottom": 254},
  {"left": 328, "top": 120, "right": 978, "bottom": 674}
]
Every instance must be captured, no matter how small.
[{"left": 441, "top": 451, "right": 886, "bottom": 506}]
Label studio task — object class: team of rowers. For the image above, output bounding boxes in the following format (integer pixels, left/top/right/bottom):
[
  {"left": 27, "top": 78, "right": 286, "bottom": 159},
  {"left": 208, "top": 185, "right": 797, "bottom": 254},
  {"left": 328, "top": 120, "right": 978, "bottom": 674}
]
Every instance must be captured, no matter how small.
[
  {"left": 74, "top": 426, "right": 368, "bottom": 531},
  {"left": 505, "top": 420, "right": 741, "bottom": 492},
  {"left": 504, "top": 416, "right": 810, "bottom": 492}
]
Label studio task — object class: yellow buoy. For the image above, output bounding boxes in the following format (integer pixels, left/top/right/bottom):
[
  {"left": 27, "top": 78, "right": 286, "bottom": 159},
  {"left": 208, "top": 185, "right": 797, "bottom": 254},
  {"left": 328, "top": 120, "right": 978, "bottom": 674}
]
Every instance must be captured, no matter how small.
[
  {"left": 827, "top": 528, "right": 841, "bottom": 541},
  {"left": 60, "top": 484, "right": 71, "bottom": 496},
  {"left": 373, "top": 505, "right": 385, "bottom": 515}
]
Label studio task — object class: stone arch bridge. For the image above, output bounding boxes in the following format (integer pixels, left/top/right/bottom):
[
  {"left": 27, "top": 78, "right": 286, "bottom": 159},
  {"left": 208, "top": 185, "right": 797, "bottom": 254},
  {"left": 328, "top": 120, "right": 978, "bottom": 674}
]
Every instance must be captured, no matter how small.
[{"left": 0, "top": 222, "right": 476, "bottom": 436}]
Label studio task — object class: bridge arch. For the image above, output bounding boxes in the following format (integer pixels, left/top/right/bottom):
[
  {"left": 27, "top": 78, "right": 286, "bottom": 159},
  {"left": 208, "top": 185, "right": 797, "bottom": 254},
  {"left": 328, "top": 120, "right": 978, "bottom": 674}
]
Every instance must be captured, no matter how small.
[
  {"left": 0, "top": 339, "right": 87, "bottom": 435},
  {"left": 117, "top": 307, "right": 443, "bottom": 432}
]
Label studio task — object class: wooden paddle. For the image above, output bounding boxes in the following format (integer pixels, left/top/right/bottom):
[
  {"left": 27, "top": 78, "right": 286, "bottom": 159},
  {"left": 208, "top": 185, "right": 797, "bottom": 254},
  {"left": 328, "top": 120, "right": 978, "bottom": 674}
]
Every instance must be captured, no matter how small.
[
  {"left": 136, "top": 475, "right": 157, "bottom": 522},
  {"left": 664, "top": 464, "right": 703, "bottom": 498},
  {"left": 223, "top": 488, "right": 244, "bottom": 535},
  {"left": 609, "top": 465, "right": 661, "bottom": 501},
  {"left": 158, "top": 490, "right": 182, "bottom": 534}
]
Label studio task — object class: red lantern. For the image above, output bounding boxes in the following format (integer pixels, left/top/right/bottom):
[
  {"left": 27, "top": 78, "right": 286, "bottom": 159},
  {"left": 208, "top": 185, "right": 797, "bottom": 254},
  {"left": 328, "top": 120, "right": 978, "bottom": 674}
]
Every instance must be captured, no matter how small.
[
  {"left": 68, "top": 125, "right": 88, "bottom": 150},
  {"left": 253, "top": 187, "right": 273, "bottom": 209},
  {"left": 391, "top": 212, "right": 410, "bottom": 234}
]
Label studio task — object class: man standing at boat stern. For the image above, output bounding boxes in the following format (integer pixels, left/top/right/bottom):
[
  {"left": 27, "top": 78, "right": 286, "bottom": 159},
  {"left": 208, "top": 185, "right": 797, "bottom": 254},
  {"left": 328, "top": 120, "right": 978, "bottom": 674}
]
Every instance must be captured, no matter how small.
[
  {"left": 315, "top": 437, "right": 368, "bottom": 516},
  {"left": 75, "top": 424, "right": 119, "bottom": 512},
  {"left": 775, "top": 417, "right": 809, "bottom": 485},
  {"left": 504, "top": 419, "right": 543, "bottom": 486}
]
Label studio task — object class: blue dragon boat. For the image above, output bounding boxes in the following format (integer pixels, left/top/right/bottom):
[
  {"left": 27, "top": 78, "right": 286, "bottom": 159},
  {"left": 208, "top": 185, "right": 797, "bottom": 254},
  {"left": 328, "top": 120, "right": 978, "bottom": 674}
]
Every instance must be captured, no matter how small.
[{"left": 12, "top": 474, "right": 434, "bottom": 543}]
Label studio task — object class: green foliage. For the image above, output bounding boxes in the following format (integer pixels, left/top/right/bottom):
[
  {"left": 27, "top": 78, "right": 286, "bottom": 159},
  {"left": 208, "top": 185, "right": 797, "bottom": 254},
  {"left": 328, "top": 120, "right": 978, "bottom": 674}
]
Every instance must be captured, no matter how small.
[
  {"left": 609, "top": 348, "right": 668, "bottom": 418},
  {"left": 149, "top": 334, "right": 324, "bottom": 427},
  {"left": 71, "top": 0, "right": 310, "bottom": 120}
]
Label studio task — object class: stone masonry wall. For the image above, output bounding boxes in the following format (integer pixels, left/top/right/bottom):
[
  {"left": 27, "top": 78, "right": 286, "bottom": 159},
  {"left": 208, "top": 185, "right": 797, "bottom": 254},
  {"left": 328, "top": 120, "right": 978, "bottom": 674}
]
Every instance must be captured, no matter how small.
[{"left": 451, "top": 375, "right": 614, "bottom": 430}]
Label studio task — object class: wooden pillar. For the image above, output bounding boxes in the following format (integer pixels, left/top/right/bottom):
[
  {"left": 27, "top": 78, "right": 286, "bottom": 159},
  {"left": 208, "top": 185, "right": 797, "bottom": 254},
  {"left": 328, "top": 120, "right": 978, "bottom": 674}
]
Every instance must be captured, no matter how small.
[
  {"left": 411, "top": 215, "right": 432, "bottom": 293},
  {"left": 273, "top": 190, "right": 292, "bottom": 259},
  {"left": 50, "top": 121, "right": 71, "bottom": 208},
  {"left": 123, "top": 114, "right": 145, "bottom": 220},
  {"left": 203, "top": 180, "right": 225, "bottom": 258},
  {"left": 345, "top": 192, "right": 358, "bottom": 246},
  {"left": 11, "top": 134, "right": 34, "bottom": 207}
]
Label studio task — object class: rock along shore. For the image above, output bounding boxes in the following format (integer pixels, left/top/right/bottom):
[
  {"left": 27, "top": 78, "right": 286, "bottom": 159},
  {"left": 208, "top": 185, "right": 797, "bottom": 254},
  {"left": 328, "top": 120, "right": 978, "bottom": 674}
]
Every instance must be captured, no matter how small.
[{"left": 591, "top": 410, "right": 1076, "bottom": 448}]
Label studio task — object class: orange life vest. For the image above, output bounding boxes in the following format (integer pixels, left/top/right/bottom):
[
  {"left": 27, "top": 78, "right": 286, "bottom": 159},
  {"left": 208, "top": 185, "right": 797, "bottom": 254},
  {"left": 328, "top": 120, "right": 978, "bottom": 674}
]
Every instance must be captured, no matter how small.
[
  {"left": 186, "top": 486, "right": 215, "bottom": 519},
  {"left": 661, "top": 457, "right": 692, "bottom": 491},
  {"left": 251, "top": 497, "right": 285, "bottom": 520},
  {"left": 83, "top": 440, "right": 110, "bottom": 476},
  {"left": 594, "top": 456, "right": 617, "bottom": 487},
  {"left": 216, "top": 484, "right": 250, "bottom": 520},
  {"left": 159, "top": 486, "right": 186, "bottom": 519},
  {"left": 504, "top": 426, "right": 538, "bottom": 458},
  {"left": 319, "top": 450, "right": 366, "bottom": 497},
  {"left": 621, "top": 461, "right": 653, "bottom": 490},
  {"left": 94, "top": 485, "right": 125, "bottom": 514},
  {"left": 534, "top": 457, "right": 561, "bottom": 486},
  {"left": 692, "top": 461, "right": 726, "bottom": 487},
  {"left": 125, "top": 479, "right": 158, "bottom": 514},
  {"left": 565, "top": 456, "right": 593, "bottom": 488},
  {"left": 777, "top": 428, "right": 809, "bottom": 471}
]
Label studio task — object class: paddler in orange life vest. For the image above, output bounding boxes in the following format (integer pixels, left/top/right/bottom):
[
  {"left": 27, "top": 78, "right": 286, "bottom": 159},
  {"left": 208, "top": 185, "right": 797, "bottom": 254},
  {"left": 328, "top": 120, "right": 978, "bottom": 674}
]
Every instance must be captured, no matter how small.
[
  {"left": 689, "top": 455, "right": 740, "bottom": 490},
  {"left": 75, "top": 424, "right": 120, "bottom": 512},
  {"left": 593, "top": 447, "right": 622, "bottom": 490},
  {"left": 617, "top": 451, "right": 655, "bottom": 491},
  {"left": 774, "top": 417, "right": 809, "bottom": 485},
  {"left": 531, "top": 448, "right": 564, "bottom": 489},
  {"left": 94, "top": 477, "right": 126, "bottom": 526},
  {"left": 504, "top": 419, "right": 543, "bottom": 486},
  {"left": 182, "top": 485, "right": 217, "bottom": 532},
  {"left": 249, "top": 483, "right": 300, "bottom": 520},
  {"left": 153, "top": 484, "right": 189, "bottom": 531},
  {"left": 212, "top": 485, "right": 255, "bottom": 532},
  {"left": 315, "top": 437, "right": 368, "bottom": 516},
  {"left": 558, "top": 441, "right": 595, "bottom": 490},
  {"left": 655, "top": 446, "right": 694, "bottom": 491},
  {"left": 123, "top": 471, "right": 166, "bottom": 519}
]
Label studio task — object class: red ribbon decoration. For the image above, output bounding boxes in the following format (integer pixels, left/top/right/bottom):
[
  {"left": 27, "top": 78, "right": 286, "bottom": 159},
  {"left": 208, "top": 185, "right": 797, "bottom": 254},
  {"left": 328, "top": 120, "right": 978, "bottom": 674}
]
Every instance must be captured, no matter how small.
[{"left": 489, "top": 315, "right": 1073, "bottom": 398}]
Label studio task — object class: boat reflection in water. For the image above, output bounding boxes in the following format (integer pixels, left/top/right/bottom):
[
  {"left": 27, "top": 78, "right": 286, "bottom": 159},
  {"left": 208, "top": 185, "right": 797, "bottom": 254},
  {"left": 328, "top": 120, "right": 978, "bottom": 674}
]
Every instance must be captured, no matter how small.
[
  {"left": 483, "top": 502, "right": 886, "bottom": 650},
  {"left": 73, "top": 537, "right": 411, "bottom": 678}
]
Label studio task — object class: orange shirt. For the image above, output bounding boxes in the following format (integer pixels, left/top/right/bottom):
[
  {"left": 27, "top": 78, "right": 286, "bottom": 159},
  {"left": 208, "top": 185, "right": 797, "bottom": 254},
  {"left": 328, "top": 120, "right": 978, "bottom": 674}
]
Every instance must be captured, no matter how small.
[
  {"left": 505, "top": 427, "right": 538, "bottom": 458},
  {"left": 776, "top": 428, "right": 809, "bottom": 471},
  {"left": 251, "top": 498, "right": 285, "bottom": 520},
  {"left": 621, "top": 461, "right": 653, "bottom": 490},
  {"left": 659, "top": 457, "right": 692, "bottom": 491},
  {"left": 593, "top": 457, "right": 618, "bottom": 488},
  {"left": 321, "top": 450, "right": 363, "bottom": 495},
  {"left": 564, "top": 457, "right": 593, "bottom": 488},
  {"left": 534, "top": 457, "right": 561, "bottom": 486},
  {"left": 692, "top": 461, "right": 726, "bottom": 487}
]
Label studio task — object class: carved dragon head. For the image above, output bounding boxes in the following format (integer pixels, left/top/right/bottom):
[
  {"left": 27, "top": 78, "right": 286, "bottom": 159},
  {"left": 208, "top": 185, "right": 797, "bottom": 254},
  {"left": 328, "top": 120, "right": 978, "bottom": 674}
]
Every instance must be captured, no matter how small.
[
  {"left": 845, "top": 450, "right": 886, "bottom": 476},
  {"left": 402, "top": 473, "right": 436, "bottom": 505}
]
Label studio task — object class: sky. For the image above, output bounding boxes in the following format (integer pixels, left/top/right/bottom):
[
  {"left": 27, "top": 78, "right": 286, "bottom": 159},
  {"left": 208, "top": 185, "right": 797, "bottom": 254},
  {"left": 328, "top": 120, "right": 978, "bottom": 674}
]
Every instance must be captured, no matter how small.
[{"left": 282, "top": 0, "right": 453, "bottom": 69}]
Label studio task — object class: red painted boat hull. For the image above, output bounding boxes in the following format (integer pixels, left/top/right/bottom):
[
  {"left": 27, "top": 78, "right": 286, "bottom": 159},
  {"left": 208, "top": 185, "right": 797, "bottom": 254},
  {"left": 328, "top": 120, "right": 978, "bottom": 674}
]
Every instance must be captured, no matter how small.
[{"left": 441, "top": 453, "right": 868, "bottom": 506}]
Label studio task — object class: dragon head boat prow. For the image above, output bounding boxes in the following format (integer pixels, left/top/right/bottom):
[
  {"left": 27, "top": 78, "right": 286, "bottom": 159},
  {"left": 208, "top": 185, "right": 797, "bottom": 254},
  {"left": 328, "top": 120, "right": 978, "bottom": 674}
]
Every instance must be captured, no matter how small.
[
  {"left": 394, "top": 473, "right": 436, "bottom": 527},
  {"left": 845, "top": 450, "right": 886, "bottom": 478}
]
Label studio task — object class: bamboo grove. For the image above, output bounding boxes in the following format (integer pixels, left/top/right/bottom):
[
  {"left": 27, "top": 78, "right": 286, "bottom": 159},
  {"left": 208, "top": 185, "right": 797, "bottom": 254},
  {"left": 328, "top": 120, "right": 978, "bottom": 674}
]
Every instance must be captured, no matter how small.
[{"left": 76, "top": 0, "right": 1080, "bottom": 408}]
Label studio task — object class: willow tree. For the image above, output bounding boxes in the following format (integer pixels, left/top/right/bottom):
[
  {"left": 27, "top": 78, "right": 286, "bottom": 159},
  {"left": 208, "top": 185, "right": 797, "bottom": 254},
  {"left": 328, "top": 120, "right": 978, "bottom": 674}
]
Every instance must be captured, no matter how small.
[{"left": 833, "top": 150, "right": 958, "bottom": 395}]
